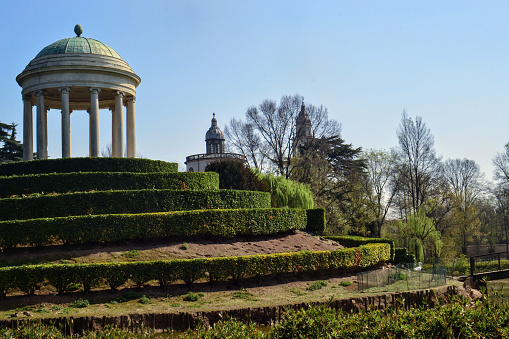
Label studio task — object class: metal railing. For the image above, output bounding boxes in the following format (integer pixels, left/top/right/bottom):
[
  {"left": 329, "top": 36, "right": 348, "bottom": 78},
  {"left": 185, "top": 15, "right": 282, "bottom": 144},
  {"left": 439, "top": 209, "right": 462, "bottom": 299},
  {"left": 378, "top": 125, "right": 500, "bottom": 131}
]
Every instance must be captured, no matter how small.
[
  {"left": 470, "top": 251, "right": 509, "bottom": 276},
  {"left": 357, "top": 263, "right": 447, "bottom": 292},
  {"left": 185, "top": 152, "right": 246, "bottom": 162}
]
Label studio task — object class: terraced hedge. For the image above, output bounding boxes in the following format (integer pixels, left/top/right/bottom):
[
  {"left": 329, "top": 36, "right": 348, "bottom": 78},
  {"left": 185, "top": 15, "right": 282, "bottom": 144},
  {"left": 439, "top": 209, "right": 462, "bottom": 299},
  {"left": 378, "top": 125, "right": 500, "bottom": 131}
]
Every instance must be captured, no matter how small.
[
  {"left": 0, "top": 208, "right": 306, "bottom": 247},
  {"left": 0, "top": 157, "right": 178, "bottom": 176},
  {"left": 0, "top": 172, "right": 219, "bottom": 197},
  {"left": 0, "top": 189, "right": 271, "bottom": 221},
  {"left": 0, "top": 243, "right": 391, "bottom": 296},
  {"left": 325, "top": 235, "right": 395, "bottom": 261}
]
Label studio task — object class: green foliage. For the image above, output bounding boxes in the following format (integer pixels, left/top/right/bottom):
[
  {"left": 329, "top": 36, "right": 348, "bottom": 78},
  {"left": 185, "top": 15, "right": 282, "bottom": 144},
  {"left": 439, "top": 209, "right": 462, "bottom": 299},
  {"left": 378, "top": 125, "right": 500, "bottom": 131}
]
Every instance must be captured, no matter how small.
[
  {"left": 0, "top": 244, "right": 390, "bottom": 296},
  {"left": 122, "top": 250, "right": 139, "bottom": 258},
  {"left": 339, "top": 281, "right": 353, "bottom": 287},
  {"left": 0, "top": 157, "right": 178, "bottom": 176},
  {"left": 0, "top": 171, "right": 219, "bottom": 198},
  {"left": 324, "top": 235, "right": 395, "bottom": 262},
  {"left": 306, "top": 208, "right": 326, "bottom": 234},
  {"left": 0, "top": 122, "right": 23, "bottom": 163},
  {"left": 183, "top": 291, "right": 203, "bottom": 302},
  {"left": 205, "top": 159, "right": 269, "bottom": 191},
  {"left": 0, "top": 208, "right": 306, "bottom": 247},
  {"left": 307, "top": 280, "right": 328, "bottom": 291},
  {"left": 394, "top": 248, "right": 416, "bottom": 265},
  {"left": 0, "top": 189, "right": 271, "bottom": 221},
  {"left": 449, "top": 254, "right": 470, "bottom": 276},
  {"left": 138, "top": 295, "right": 152, "bottom": 304},
  {"left": 183, "top": 318, "right": 264, "bottom": 339},
  {"left": 70, "top": 298, "right": 90, "bottom": 308},
  {"left": 403, "top": 206, "right": 442, "bottom": 262},
  {"left": 257, "top": 172, "right": 314, "bottom": 209}
]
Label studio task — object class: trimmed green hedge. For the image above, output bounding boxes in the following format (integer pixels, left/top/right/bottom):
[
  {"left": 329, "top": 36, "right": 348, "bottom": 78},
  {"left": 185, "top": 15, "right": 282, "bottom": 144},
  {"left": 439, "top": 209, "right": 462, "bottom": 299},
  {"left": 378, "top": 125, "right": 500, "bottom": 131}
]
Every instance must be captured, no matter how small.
[
  {"left": 0, "top": 172, "right": 219, "bottom": 197},
  {"left": 324, "top": 235, "right": 395, "bottom": 262},
  {"left": 306, "top": 208, "right": 326, "bottom": 234},
  {"left": 394, "top": 248, "right": 416, "bottom": 264},
  {"left": 0, "top": 158, "right": 178, "bottom": 176},
  {"left": 0, "top": 243, "right": 390, "bottom": 296},
  {"left": 0, "top": 189, "right": 271, "bottom": 221},
  {"left": 0, "top": 208, "right": 306, "bottom": 247}
]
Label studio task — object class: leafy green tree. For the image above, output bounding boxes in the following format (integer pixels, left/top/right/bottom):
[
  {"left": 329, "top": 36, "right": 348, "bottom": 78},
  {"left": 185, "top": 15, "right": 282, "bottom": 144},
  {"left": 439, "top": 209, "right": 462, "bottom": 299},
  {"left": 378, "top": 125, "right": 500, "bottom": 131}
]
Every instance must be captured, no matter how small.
[
  {"left": 400, "top": 206, "right": 442, "bottom": 262},
  {"left": 256, "top": 172, "right": 313, "bottom": 209},
  {"left": 0, "top": 122, "right": 23, "bottom": 163},
  {"left": 291, "top": 136, "right": 367, "bottom": 234},
  {"left": 204, "top": 159, "right": 268, "bottom": 191}
]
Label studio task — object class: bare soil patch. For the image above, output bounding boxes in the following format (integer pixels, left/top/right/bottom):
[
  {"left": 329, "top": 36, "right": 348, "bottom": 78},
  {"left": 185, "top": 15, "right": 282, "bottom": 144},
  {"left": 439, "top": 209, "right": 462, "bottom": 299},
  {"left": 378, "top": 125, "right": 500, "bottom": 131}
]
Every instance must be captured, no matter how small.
[{"left": 1, "top": 230, "right": 342, "bottom": 266}]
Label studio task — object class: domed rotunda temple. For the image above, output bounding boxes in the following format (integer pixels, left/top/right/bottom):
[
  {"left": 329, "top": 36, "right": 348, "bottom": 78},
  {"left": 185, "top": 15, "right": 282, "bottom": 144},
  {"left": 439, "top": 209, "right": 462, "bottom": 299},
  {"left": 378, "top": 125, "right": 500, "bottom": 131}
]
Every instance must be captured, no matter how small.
[{"left": 16, "top": 25, "right": 141, "bottom": 160}]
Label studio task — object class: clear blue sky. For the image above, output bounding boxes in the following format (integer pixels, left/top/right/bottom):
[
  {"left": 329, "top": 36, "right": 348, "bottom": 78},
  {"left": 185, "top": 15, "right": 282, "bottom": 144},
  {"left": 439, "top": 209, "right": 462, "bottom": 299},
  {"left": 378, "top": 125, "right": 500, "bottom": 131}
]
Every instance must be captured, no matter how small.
[{"left": 1, "top": 1, "right": 508, "bottom": 178}]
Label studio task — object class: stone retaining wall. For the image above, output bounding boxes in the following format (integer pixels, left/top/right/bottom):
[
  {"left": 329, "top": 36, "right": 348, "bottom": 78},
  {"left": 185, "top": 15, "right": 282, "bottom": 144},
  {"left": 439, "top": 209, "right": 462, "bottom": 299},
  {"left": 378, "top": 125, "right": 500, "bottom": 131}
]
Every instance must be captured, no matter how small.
[{"left": 0, "top": 285, "right": 467, "bottom": 334}]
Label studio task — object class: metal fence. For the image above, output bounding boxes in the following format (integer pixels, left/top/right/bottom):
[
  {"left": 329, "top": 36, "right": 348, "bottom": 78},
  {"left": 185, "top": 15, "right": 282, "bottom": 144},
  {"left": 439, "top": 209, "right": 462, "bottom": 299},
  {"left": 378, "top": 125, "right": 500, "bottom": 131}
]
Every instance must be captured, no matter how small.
[{"left": 357, "top": 263, "right": 447, "bottom": 292}]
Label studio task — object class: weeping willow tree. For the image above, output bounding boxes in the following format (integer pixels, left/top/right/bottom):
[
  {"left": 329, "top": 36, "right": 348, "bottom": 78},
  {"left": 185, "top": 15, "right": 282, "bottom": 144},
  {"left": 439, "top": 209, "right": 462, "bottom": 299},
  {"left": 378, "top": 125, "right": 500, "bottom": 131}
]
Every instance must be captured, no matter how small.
[
  {"left": 399, "top": 206, "right": 442, "bottom": 263},
  {"left": 257, "top": 172, "right": 314, "bottom": 209}
]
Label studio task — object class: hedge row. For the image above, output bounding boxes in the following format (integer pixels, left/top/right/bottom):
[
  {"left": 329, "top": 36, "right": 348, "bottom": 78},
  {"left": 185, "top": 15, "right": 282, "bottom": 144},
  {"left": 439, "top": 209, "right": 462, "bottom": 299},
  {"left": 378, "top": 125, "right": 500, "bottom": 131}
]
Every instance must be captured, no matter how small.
[
  {"left": 394, "top": 248, "right": 416, "bottom": 265},
  {"left": 0, "top": 243, "right": 391, "bottom": 297},
  {"left": 0, "top": 189, "right": 272, "bottom": 221},
  {"left": 0, "top": 158, "right": 178, "bottom": 176},
  {"left": 0, "top": 172, "right": 219, "bottom": 198},
  {"left": 324, "top": 235, "right": 395, "bottom": 262},
  {"left": 306, "top": 208, "right": 326, "bottom": 234},
  {"left": 0, "top": 208, "right": 306, "bottom": 247}
]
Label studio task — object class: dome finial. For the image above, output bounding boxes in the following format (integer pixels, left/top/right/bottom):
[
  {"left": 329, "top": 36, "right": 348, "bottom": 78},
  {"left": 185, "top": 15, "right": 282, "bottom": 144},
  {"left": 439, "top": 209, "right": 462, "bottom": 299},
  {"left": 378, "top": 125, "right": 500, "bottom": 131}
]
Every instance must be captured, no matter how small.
[{"left": 74, "top": 24, "right": 83, "bottom": 37}]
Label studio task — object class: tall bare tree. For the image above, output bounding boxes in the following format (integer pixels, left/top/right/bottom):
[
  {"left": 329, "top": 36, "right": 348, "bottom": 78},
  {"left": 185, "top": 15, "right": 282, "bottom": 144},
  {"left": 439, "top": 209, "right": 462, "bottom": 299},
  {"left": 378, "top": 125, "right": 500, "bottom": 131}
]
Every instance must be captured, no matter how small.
[
  {"left": 225, "top": 94, "right": 341, "bottom": 178},
  {"left": 393, "top": 112, "right": 443, "bottom": 216},
  {"left": 361, "top": 149, "right": 399, "bottom": 237}
]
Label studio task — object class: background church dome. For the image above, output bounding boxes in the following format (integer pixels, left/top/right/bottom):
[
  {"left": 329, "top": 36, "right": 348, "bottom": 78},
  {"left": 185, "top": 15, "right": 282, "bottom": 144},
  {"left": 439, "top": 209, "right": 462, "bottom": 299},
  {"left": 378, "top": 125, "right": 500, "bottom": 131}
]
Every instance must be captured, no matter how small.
[{"left": 205, "top": 113, "right": 225, "bottom": 141}]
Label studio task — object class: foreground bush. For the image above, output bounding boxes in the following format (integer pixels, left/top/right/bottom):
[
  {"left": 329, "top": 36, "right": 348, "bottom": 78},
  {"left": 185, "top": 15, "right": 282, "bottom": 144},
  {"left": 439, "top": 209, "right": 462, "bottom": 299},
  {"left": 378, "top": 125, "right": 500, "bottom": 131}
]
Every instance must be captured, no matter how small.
[
  {"left": 185, "top": 298, "right": 509, "bottom": 338},
  {"left": 205, "top": 159, "right": 269, "bottom": 192},
  {"left": 325, "top": 235, "right": 395, "bottom": 262}
]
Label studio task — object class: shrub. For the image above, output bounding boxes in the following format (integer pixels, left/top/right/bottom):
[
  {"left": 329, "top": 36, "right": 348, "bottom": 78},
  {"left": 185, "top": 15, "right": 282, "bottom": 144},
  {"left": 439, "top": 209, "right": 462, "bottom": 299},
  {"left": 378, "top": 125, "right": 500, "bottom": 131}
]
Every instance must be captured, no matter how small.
[
  {"left": 0, "top": 208, "right": 306, "bottom": 247},
  {"left": 205, "top": 159, "right": 269, "bottom": 192},
  {"left": 307, "top": 280, "right": 328, "bottom": 291},
  {"left": 325, "top": 235, "right": 395, "bottom": 262},
  {"left": 0, "top": 171, "right": 219, "bottom": 198},
  {"left": 306, "top": 208, "right": 326, "bottom": 234},
  {"left": 0, "top": 244, "right": 390, "bottom": 297},
  {"left": 0, "top": 189, "right": 272, "bottom": 221},
  {"left": 70, "top": 298, "right": 89, "bottom": 308},
  {"left": 183, "top": 291, "right": 202, "bottom": 302},
  {"left": 394, "top": 248, "right": 416, "bottom": 265},
  {"left": 257, "top": 172, "right": 314, "bottom": 209},
  {"left": 0, "top": 157, "right": 178, "bottom": 176},
  {"left": 138, "top": 295, "right": 152, "bottom": 304}
]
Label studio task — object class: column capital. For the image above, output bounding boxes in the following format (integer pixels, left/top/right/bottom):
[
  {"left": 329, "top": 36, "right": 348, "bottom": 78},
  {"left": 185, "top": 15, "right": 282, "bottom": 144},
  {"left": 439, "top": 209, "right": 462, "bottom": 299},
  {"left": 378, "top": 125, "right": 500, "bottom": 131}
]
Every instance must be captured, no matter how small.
[
  {"left": 34, "top": 90, "right": 46, "bottom": 97},
  {"left": 22, "top": 94, "right": 33, "bottom": 102},
  {"left": 59, "top": 87, "right": 71, "bottom": 94},
  {"left": 126, "top": 95, "right": 136, "bottom": 103},
  {"left": 89, "top": 88, "right": 101, "bottom": 94},
  {"left": 115, "top": 91, "right": 125, "bottom": 97}
]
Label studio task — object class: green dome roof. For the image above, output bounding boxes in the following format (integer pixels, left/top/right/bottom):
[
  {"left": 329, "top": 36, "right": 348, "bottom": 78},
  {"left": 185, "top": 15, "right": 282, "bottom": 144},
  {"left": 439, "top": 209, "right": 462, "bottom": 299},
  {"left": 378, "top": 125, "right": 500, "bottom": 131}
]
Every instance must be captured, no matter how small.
[{"left": 35, "top": 36, "right": 123, "bottom": 60}]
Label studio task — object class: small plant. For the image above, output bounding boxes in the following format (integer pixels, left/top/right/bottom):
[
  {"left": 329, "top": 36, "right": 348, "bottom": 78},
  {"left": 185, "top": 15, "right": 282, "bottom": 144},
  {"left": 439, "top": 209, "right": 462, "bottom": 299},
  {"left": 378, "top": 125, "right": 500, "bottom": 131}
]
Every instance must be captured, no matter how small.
[
  {"left": 181, "top": 243, "right": 189, "bottom": 250},
  {"left": 67, "top": 283, "right": 81, "bottom": 291},
  {"left": 183, "top": 291, "right": 204, "bottom": 302},
  {"left": 122, "top": 250, "right": 140, "bottom": 258},
  {"left": 50, "top": 305, "right": 63, "bottom": 312},
  {"left": 232, "top": 288, "right": 258, "bottom": 301},
  {"left": 289, "top": 288, "right": 306, "bottom": 296},
  {"left": 307, "top": 280, "right": 328, "bottom": 291},
  {"left": 339, "top": 281, "right": 353, "bottom": 287},
  {"left": 138, "top": 295, "right": 152, "bottom": 304},
  {"left": 70, "top": 298, "right": 89, "bottom": 308}
]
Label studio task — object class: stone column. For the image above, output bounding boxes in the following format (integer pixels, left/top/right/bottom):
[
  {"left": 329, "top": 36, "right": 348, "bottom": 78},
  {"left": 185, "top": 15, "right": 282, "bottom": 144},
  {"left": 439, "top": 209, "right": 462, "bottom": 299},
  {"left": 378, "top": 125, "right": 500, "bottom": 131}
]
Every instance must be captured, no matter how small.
[
  {"left": 22, "top": 94, "right": 33, "bottom": 161},
  {"left": 89, "top": 88, "right": 101, "bottom": 157},
  {"left": 44, "top": 109, "right": 48, "bottom": 159},
  {"left": 35, "top": 90, "right": 47, "bottom": 159},
  {"left": 113, "top": 91, "right": 124, "bottom": 157},
  {"left": 126, "top": 96, "right": 136, "bottom": 158},
  {"left": 59, "top": 87, "right": 71, "bottom": 158}
]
